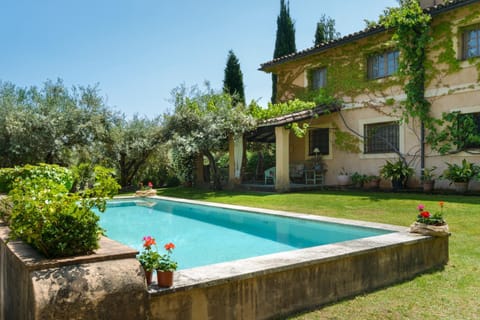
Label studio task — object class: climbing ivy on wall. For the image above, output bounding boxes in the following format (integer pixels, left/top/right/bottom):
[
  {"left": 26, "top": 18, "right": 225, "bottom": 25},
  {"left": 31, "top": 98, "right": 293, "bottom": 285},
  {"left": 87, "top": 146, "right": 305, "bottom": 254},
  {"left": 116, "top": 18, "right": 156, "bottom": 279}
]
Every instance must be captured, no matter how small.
[
  {"left": 264, "top": 0, "right": 480, "bottom": 153},
  {"left": 428, "top": 111, "right": 480, "bottom": 154},
  {"left": 380, "top": 0, "right": 432, "bottom": 126},
  {"left": 424, "top": 4, "right": 480, "bottom": 154},
  {"left": 275, "top": 32, "right": 402, "bottom": 105},
  {"left": 250, "top": 93, "right": 338, "bottom": 137}
]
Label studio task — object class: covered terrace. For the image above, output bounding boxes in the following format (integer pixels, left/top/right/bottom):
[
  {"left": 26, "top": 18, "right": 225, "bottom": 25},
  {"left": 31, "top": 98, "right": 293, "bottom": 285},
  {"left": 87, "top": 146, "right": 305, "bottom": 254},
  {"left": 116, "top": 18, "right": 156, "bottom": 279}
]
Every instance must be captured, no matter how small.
[{"left": 227, "top": 104, "right": 340, "bottom": 192}]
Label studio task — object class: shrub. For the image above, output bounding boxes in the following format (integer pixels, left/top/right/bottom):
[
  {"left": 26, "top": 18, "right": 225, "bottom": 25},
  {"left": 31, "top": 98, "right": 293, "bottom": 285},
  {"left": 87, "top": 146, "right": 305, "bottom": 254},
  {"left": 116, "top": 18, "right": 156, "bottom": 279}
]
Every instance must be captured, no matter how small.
[
  {"left": 6, "top": 164, "right": 119, "bottom": 258},
  {"left": 0, "top": 168, "right": 15, "bottom": 193},
  {"left": 0, "top": 195, "right": 12, "bottom": 222},
  {"left": 0, "top": 164, "right": 74, "bottom": 193}
]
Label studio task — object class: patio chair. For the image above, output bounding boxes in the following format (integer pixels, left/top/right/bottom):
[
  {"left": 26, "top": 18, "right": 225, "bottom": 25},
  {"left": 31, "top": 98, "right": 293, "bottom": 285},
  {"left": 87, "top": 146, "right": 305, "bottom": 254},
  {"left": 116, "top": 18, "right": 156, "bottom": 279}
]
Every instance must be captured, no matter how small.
[
  {"left": 264, "top": 167, "right": 276, "bottom": 185},
  {"left": 289, "top": 163, "right": 305, "bottom": 183}
]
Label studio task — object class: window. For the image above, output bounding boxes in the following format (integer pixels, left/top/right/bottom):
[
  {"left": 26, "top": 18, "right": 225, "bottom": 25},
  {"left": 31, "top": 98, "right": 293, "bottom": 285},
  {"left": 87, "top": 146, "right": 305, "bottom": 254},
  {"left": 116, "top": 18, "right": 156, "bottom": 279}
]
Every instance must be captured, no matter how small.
[
  {"left": 364, "top": 122, "right": 399, "bottom": 154},
  {"left": 311, "top": 67, "right": 327, "bottom": 89},
  {"left": 309, "top": 128, "right": 329, "bottom": 155},
  {"left": 459, "top": 112, "right": 480, "bottom": 148},
  {"left": 367, "top": 50, "right": 399, "bottom": 79},
  {"left": 463, "top": 26, "right": 480, "bottom": 59}
]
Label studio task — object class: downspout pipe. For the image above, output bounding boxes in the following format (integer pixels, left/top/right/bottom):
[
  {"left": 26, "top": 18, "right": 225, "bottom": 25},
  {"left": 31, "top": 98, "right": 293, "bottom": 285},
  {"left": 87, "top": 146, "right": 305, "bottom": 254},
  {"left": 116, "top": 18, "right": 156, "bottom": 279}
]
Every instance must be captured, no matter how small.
[{"left": 421, "top": 121, "right": 425, "bottom": 178}]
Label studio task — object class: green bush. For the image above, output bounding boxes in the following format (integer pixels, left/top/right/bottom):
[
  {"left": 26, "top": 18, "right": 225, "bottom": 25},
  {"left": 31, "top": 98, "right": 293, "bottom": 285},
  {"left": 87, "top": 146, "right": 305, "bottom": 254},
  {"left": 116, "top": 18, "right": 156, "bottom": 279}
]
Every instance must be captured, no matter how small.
[
  {"left": 0, "top": 168, "right": 14, "bottom": 193},
  {"left": 0, "top": 164, "right": 74, "bottom": 193},
  {"left": 0, "top": 195, "right": 12, "bottom": 222},
  {"left": 6, "top": 164, "right": 120, "bottom": 258}
]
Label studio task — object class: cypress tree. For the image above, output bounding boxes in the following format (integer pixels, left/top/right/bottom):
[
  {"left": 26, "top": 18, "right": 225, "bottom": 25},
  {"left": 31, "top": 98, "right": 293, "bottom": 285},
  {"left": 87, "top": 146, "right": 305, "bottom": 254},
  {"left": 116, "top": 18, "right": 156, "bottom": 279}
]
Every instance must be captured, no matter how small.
[
  {"left": 223, "top": 50, "right": 246, "bottom": 106},
  {"left": 271, "top": 0, "right": 296, "bottom": 104},
  {"left": 314, "top": 14, "right": 340, "bottom": 46}
]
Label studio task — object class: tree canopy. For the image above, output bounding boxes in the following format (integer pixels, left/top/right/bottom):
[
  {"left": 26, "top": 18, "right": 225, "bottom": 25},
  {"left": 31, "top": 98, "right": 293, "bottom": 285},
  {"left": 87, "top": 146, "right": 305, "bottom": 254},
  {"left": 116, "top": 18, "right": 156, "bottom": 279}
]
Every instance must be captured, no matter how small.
[
  {"left": 104, "top": 114, "right": 164, "bottom": 187},
  {"left": 223, "top": 50, "right": 246, "bottom": 106},
  {"left": 272, "top": 0, "right": 296, "bottom": 104},
  {"left": 163, "top": 84, "right": 256, "bottom": 190},
  {"left": 0, "top": 80, "right": 113, "bottom": 167},
  {"left": 314, "top": 14, "right": 340, "bottom": 46}
]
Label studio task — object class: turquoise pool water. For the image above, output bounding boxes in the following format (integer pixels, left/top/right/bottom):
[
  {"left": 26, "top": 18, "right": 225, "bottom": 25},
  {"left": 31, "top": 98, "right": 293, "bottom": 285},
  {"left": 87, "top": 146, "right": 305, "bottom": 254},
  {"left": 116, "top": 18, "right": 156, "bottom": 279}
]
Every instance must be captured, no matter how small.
[{"left": 98, "top": 199, "right": 392, "bottom": 270}]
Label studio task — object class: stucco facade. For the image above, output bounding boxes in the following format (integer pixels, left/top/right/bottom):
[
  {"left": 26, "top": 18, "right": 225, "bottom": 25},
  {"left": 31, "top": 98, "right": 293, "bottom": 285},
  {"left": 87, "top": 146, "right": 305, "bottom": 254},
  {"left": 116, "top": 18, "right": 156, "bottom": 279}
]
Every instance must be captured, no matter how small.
[{"left": 249, "top": 0, "right": 480, "bottom": 192}]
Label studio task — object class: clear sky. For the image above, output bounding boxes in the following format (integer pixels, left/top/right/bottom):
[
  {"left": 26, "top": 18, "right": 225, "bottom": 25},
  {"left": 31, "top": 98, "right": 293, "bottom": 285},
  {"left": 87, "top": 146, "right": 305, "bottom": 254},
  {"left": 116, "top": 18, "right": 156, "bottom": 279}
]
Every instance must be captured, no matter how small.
[{"left": 0, "top": 0, "right": 398, "bottom": 118}]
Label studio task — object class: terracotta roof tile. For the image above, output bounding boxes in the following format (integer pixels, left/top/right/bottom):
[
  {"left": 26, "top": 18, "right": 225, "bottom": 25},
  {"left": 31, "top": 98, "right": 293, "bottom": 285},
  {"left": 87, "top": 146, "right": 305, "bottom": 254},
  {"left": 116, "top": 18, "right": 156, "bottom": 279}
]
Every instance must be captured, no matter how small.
[{"left": 260, "top": 0, "right": 479, "bottom": 71}]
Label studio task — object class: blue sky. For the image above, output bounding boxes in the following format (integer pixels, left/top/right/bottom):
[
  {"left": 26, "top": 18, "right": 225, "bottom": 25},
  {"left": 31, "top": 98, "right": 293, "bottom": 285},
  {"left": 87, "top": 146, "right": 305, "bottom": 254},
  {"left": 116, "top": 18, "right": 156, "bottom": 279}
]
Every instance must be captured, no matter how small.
[{"left": 0, "top": 0, "right": 398, "bottom": 117}]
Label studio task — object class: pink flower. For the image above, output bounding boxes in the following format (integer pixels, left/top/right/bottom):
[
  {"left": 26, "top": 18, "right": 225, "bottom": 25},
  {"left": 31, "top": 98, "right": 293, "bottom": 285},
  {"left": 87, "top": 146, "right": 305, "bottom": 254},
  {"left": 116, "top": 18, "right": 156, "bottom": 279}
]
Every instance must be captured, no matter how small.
[{"left": 417, "top": 204, "right": 425, "bottom": 212}]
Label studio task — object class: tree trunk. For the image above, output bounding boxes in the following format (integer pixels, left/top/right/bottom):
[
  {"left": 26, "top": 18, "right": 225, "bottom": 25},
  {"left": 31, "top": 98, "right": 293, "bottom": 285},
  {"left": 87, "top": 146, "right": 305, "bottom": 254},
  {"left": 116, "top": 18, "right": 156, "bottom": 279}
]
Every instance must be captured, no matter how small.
[
  {"left": 240, "top": 136, "right": 247, "bottom": 183},
  {"left": 255, "top": 151, "right": 264, "bottom": 181},
  {"left": 204, "top": 150, "right": 222, "bottom": 190}
]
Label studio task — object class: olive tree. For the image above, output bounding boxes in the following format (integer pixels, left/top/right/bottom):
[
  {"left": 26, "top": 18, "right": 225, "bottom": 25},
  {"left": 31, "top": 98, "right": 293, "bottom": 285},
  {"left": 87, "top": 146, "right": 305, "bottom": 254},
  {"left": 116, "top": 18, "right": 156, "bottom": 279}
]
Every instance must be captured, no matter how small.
[
  {"left": 0, "top": 80, "right": 113, "bottom": 167},
  {"left": 105, "top": 114, "right": 164, "bottom": 188},
  {"left": 163, "top": 84, "right": 256, "bottom": 190}
]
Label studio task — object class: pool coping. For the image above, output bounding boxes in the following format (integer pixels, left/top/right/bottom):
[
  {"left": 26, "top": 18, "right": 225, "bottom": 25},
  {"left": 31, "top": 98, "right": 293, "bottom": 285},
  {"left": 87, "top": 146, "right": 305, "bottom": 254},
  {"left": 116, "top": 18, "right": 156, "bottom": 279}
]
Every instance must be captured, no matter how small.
[{"left": 115, "top": 196, "right": 429, "bottom": 296}]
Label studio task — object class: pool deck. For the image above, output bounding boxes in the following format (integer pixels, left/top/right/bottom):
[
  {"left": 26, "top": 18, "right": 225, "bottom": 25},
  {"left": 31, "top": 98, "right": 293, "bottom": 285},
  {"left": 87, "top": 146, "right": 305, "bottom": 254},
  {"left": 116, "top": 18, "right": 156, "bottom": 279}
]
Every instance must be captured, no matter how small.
[
  {"left": 1, "top": 196, "right": 449, "bottom": 320},
  {"left": 142, "top": 196, "right": 448, "bottom": 320}
]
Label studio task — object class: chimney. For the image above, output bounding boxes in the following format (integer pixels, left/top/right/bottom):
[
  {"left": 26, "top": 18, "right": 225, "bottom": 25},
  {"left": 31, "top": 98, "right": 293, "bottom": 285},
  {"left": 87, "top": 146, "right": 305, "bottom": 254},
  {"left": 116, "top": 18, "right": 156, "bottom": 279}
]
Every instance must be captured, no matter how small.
[{"left": 418, "top": 0, "right": 447, "bottom": 9}]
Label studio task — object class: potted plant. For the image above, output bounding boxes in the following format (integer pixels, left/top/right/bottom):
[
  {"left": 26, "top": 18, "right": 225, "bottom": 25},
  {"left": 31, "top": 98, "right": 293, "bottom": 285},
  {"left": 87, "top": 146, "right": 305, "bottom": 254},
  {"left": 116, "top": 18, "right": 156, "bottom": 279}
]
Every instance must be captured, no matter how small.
[
  {"left": 441, "top": 159, "right": 480, "bottom": 193},
  {"left": 422, "top": 166, "right": 436, "bottom": 192},
  {"left": 336, "top": 168, "right": 351, "bottom": 186},
  {"left": 138, "top": 236, "right": 161, "bottom": 285},
  {"left": 135, "top": 181, "right": 157, "bottom": 197},
  {"left": 409, "top": 202, "right": 449, "bottom": 237},
  {"left": 380, "top": 159, "right": 414, "bottom": 190},
  {"left": 364, "top": 175, "right": 381, "bottom": 189},
  {"left": 351, "top": 172, "right": 368, "bottom": 188},
  {"left": 156, "top": 242, "right": 178, "bottom": 287}
]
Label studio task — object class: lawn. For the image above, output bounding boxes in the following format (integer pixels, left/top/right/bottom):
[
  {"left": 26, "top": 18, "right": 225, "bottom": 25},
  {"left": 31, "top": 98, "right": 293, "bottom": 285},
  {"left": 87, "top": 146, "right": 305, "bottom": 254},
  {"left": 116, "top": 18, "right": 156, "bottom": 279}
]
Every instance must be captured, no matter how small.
[{"left": 157, "top": 188, "right": 480, "bottom": 320}]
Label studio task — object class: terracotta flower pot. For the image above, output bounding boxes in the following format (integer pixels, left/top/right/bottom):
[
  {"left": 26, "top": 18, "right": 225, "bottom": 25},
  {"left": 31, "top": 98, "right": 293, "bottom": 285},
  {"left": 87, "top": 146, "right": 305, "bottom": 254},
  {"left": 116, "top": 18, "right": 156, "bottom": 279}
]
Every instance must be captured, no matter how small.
[
  {"left": 364, "top": 178, "right": 380, "bottom": 189},
  {"left": 143, "top": 267, "right": 153, "bottom": 285},
  {"left": 423, "top": 180, "right": 434, "bottom": 192},
  {"left": 156, "top": 271, "right": 174, "bottom": 287},
  {"left": 454, "top": 182, "right": 468, "bottom": 193}
]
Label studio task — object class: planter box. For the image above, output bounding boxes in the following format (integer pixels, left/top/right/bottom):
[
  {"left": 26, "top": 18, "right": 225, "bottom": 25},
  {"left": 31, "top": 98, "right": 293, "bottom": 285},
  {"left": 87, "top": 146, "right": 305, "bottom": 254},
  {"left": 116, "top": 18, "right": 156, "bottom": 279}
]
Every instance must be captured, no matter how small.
[{"left": 0, "top": 225, "right": 149, "bottom": 320}]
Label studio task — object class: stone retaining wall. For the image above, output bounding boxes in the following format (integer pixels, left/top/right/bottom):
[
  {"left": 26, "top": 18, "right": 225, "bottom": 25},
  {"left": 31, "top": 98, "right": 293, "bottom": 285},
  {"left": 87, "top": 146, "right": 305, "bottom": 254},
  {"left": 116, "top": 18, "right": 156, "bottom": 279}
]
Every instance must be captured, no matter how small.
[
  {"left": 1, "top": 216, "right": 449, "bottom": 320},
  {"left": 0, "top": 225, "right": 149, "bottom": 320},
  {"left": 149, "top": 233, "right": 449, "bottom": 320}
]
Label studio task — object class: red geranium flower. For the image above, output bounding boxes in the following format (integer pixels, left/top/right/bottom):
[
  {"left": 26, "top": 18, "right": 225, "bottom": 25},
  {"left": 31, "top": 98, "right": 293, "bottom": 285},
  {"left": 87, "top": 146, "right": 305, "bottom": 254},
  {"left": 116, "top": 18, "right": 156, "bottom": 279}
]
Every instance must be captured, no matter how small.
[
  {"left": 143, "top": 236, "right": 156, "bottom": 248},
  {"left": 420, "top": 211, "right": 430, "bottom": 218},
  {"left": 164, "top": 242, "right": 175, "bottom": 251}
]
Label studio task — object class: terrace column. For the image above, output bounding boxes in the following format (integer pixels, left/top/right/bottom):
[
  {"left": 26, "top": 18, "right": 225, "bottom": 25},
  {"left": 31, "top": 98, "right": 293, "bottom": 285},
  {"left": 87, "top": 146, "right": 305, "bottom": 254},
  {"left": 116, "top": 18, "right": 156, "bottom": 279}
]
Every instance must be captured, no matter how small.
[
  {"left": 228, "top": 134, "right": 243, "bottom": 187},
  {"left": 275, "top": 126, "right": 290, "bottom": 192}
]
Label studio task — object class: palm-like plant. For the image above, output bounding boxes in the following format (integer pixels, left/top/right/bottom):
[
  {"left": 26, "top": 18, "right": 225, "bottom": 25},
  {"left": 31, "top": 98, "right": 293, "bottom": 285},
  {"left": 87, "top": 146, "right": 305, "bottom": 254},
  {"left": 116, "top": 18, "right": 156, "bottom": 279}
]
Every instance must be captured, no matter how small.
[{"left": 442, "top": 159, "right": 480, "bottom": 183}]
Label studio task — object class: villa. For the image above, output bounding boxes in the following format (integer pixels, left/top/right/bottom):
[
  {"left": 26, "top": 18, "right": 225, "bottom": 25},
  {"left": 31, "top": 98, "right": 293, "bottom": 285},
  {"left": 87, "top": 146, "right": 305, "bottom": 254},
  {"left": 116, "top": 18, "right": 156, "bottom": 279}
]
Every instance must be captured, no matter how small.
[{"left": 226, "top": 0, "right": 480, "bottom": 192}]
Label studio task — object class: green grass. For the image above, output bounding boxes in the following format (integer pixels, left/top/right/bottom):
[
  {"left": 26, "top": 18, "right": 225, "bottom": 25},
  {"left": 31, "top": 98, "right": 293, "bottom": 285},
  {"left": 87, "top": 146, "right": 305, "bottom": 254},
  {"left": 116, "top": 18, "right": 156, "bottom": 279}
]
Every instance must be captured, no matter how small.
[{"left": 157, "top": 187, "right": 480, "bottom": 320}]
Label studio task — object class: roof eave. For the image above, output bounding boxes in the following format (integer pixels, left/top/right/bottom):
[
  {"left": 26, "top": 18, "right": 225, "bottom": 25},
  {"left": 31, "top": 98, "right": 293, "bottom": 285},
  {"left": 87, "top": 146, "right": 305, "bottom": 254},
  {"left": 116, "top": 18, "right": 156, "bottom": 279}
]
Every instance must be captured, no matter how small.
[
  {"left": 260, "top": 0, "right": 480, "bottom": 72},
  {"left": 259, "top": 26, "right": 386, "bottom": 72}
]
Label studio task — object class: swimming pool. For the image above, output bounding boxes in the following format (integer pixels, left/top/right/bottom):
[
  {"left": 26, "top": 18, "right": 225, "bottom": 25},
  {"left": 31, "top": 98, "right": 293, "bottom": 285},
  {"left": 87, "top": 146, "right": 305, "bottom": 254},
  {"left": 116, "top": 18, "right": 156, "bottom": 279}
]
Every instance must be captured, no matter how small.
[
  {"left": 99, "top": 198, "right": 392, "bottom": 270},
  {"left": 94, "top": 196, "right": 448, "bottom": 319},
  {"left": 2, "top": 196, "right": 448, "bottom": 320}
]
